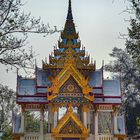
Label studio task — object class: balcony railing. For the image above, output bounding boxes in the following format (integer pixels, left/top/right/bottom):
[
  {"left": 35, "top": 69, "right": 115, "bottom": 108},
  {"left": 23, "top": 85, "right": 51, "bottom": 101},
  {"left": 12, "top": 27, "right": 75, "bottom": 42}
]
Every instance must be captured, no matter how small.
[
  {"left": 24, "top": 133, "right": 40, "bottom": 140},
  {"left": 24, "top": 133, "right": 52, "bottom": 140},
  {"left": 98, "top": 135, "right": 113, "bottom": 140},
  {"left": 23, "top": 133, "right": 114, "bottom": 140}
]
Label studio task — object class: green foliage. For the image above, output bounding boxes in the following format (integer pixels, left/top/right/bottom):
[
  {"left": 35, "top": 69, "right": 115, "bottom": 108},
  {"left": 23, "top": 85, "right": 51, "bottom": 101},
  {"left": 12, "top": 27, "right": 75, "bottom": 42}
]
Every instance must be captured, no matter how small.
[
  {"left": 125, "top": 94, "right": 140, "bottom": 135},
  {"left": 98, "top": 112, "right": 113, "bottom": 134},
  {"left": 25, "top": 111, "right": 40, "bottom": 132},
  {"left": 107, "top": 1, "right": 140, "bottom": 134},
  {"left": 0, "top": 84, "right": 16, "bottom": 132},
  {"left": 126, "top": 19, "right": 140, "bottom": 62},
  {"left": 126, "top": 0, "right": 140, "bottom": 66},
  {"left": 1, "top": 125, "right": 13, "bottom": 140},
  {"left": 136, "top": 116, "right": 140, "bottom": 132},
  {"left": 105, "top": 47, "right": 140, "bottom": 135}
]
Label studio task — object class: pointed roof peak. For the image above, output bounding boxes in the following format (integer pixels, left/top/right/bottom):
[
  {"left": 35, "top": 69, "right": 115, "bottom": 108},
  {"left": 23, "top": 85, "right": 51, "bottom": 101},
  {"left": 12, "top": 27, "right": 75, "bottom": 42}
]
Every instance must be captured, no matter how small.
[
  {"left": 61, "top": 0, "right": 77, "bottom": 39},
  {"left": 67, "top": 0, "right": 73, "bottom": 20}
]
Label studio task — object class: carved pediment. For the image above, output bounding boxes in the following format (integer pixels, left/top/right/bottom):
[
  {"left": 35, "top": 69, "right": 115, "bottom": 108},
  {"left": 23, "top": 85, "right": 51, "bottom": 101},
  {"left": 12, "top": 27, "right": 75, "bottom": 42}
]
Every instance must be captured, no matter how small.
[
  {"left": 47, "top": 61, "right": 94, "bottom": 101},
  {"left": 60, "top": 119, "right": 82, "bottom": 134},
  {"left": 52, "top": 105, "right": 89, "bottom": 138},
  {"left": 60, "top": 76, "right": 82, "bottom": 93}
]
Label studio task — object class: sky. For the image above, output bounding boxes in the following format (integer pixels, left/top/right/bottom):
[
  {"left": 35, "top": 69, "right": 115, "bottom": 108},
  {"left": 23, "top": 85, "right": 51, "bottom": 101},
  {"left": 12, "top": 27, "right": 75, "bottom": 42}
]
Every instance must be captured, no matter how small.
[{"left": 0, "top": 0, "right": 130, "bottom": 90}]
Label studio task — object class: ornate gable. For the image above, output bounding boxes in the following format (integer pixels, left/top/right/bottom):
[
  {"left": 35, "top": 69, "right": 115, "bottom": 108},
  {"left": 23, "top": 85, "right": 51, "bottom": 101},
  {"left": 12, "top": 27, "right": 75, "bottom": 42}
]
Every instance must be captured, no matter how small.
[
  {"left": 60, "top": 76, "right": 82, "bottom": 93},
  {"left": 47, "top": 60, "right": 94, "bottom": 102},
  {"left": 52, "top": 105, "right": 89, "bottom": 138},
  {"left": 60, "top": 119, "right": 82, "bottom": 134}
]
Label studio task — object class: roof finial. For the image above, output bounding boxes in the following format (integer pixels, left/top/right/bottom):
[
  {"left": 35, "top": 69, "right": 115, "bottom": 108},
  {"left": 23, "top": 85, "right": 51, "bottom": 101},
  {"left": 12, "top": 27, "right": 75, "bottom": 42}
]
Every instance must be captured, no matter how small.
[{"left": 67, "top": 0, "right": 73, "bottom": 20}]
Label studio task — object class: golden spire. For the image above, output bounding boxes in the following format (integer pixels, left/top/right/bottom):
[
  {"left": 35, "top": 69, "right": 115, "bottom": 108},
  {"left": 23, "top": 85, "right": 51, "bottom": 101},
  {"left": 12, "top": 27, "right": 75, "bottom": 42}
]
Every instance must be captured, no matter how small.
[
  {"left": 62, "top": 0, "right": 77, "bottom": 38},
  {"left": 67, "top": 0, "right": 73, "bottom": 21},
  {"left": 42, "top": 0, "right": 95, "bottom": 70}
]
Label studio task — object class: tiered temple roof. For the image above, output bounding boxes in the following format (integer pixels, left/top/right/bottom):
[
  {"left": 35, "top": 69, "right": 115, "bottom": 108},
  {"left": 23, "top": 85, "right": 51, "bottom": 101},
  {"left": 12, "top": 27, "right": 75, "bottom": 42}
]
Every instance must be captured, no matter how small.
[
  {"left": 14, "top": 0, "right": 126, "bottom": 138},
  {"left": 17, "top": 0, "right": 122, "bottom": 106}
]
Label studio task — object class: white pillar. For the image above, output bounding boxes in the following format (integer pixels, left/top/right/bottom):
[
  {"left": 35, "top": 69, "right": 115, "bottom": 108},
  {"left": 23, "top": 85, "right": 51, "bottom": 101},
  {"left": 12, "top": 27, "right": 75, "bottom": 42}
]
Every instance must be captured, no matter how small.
[
  {"left": 53, "top": 107, "right": 59, "bottom": 128},
  {"left": 40, "top": 110, "right": 44, "bottom": 140},
  {"left": 48, "top": 105, "right": 54, "bottom": 132},
  {"left": 82, "top": 105, "right": 88, "bottom": 128},
  {"left": 94, "top": 112, "right": 98, "bottom": 140},
  {"left": 114, "top": 112, "right": 118, "bottom": 140},
  {"left": 87, "top": 110, "right": 90, "bottom": 130},
  {"left": 114, "top": 112, "right": 118, "bottom": 133},
  {"left": 83, "top": 112, "right": 87, "bottom": 127},
  {"left": 20, "top": 108, "right": 25, "bottom": 140},
  {"left": 48, "top": 106, "right": 54, "bottom": 123},
  {"left": 20, "top": 109, "right": 25, "bottom": 133},
  {"left": 54, "top": 111, "right": 58, "bottom": 127}
]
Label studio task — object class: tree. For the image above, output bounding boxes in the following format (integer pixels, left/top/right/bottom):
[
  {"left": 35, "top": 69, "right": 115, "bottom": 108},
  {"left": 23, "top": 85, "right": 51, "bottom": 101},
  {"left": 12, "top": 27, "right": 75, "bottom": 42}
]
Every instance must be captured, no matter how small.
[
  {"left": 1, "top": 125, "right": 13, "bottom": 140},
  {"left": 0, "top": 1, "right": 58, "bottom": 139},
  {"left": 125, "top": 0, "right": 140, "bottom": 135},
  {"left": 0, "top": 0, "right": 57, "bottom": 70},
  {"left": 0, "top": 84, "right": 16, "bottom": 136},
  {"left": 105, "top": 47, "right": 140, "bottom": 92},
  {"left": 126, "top": 0, "right": 140, "bottom": 66},
  {"left": 105, "top": 47, "right": 140, "bottom": 135},
  {"left": 106, "top": 0, "right": 140, "bottom": 135}
]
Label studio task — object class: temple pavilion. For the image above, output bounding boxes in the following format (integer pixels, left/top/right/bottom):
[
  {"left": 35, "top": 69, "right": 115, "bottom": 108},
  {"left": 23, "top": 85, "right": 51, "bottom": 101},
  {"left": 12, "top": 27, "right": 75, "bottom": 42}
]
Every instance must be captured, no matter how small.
[{"left": 12, "top": 1, "right": 127, "bottom": 140}]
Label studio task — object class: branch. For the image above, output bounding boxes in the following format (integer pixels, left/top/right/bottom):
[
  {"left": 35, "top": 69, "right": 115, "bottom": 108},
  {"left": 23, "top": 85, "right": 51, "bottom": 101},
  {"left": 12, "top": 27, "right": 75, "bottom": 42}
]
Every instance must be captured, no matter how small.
[{"left": 0, "top": 0, "right": 14, "bottom": 26}]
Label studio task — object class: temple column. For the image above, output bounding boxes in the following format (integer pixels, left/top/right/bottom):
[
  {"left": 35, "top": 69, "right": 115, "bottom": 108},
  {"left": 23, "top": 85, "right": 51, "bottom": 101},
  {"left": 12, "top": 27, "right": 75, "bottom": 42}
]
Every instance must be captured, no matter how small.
[
  {"left": 114, "top": 111, "right": 118, "bottom": 140},
  {"left": 48, "top": 105, "right": 54, "bottom": 132},
  {"left": 89, "top": 110, "right": 94, "bottom": 134},
  {"left": 53, "top": 106, "right": 59, "bottom": 128},
  {"left": 40, "top": 109, "right": 44, "bottom": 140},
  {"left": 20, "top": 108, "right": 25, "bottom": 140},
  {"left": 87, "top": 109, "right": 90, "bottom": 131},
  {"left": 57, "top": 108, "right": 59, "bottom": 122},
  {"left": 114, "top": 112, "right": 118, "bottom": 133},
  {"left": 20, "top": 108, "right": 25, "bottom": 133},
  {"left": 82, "top": 105, "right": 88, "bottom": 128},
  {"left": 94, "top": 107, "right": 98, "bottom": 140}
]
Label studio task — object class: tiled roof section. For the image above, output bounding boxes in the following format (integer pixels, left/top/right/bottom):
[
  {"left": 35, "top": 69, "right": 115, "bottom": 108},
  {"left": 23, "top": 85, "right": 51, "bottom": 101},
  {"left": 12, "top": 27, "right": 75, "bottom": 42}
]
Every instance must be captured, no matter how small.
[
  {"left": 88, "top": 69, "right": 103, "bottom": 87},
  {"left": 36, "top": 67, "right": 51, "bottom": 87},
  {"left": 103, "top": 80, "right": 121, "bottom": 96},
  {"left": 17, "top": 66, "right": 121, "bottom": 104},
  {"left": 17, "top": 97, "right": 48, "bottom": 103},
  {"left": 93, "top": 97, "right": 121, "bottom": 104},
  {"left": 18, "top": 77, "right": 36, "bottom": 95}
]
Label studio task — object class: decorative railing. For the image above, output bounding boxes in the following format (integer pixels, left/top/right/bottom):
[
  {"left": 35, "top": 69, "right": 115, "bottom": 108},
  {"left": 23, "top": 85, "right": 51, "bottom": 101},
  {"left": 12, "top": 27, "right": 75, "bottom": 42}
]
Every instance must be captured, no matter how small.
[
  {"left": 98, "top": 135, "right": 113, "bottom": 140},
  {"left": 24, "top": 133, "right": 52, "bottom": 140},
  {"left": 24, "top": 133, "right": 114, "bottom": 140},
  {"left": 24, "top": 133, "right": 40, "bottom": 140}
]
